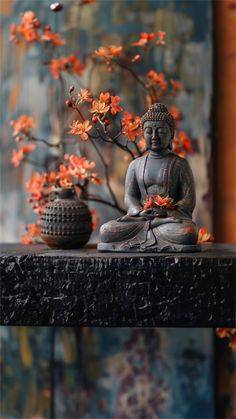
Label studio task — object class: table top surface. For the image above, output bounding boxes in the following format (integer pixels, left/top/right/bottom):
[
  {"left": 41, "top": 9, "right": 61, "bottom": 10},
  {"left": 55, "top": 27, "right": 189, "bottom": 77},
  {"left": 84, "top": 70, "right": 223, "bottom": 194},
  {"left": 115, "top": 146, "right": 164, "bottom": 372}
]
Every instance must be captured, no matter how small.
[
  {"left": 1, "top": 243, "right": 235, "bottom": 327},
  {"left": 0, "top": 242, "right": 236, "bottom": 259}
]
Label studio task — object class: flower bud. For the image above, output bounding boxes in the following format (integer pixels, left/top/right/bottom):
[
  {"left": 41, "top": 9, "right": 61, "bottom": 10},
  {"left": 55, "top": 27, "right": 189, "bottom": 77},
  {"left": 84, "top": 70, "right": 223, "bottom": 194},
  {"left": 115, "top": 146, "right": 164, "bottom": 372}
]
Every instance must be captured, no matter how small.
[
  {"left": 131, "top": 54, "right": 141, "bottom": 63},
  {"left": 92, "top": 117, "right": 98, "bottom": 123},
  {"left": 104, "top": 119, "right": 110, "bottom": 126},
  {"left": 69, "top": 85, "right": 75, "bottom": 93},
  {"left": 44, "top": 25, "right": 51, "bottom": 31},
  {"left": 50, "top": 2, "right": 63, "bottom": 12},
  {"left": 66, "top": 99, "right": 73, "bottom": 107}
]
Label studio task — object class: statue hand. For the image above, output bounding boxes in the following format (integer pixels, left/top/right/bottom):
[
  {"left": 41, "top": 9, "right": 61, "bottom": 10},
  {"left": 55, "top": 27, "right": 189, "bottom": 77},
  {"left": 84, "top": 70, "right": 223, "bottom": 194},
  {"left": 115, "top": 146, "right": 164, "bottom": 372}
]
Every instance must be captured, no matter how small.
[
  {"left": 118, "top": 211, "right": 151, "bottom": 222},
  {"left": 139, "top": 209, "right": 155, "bottom": 219}
]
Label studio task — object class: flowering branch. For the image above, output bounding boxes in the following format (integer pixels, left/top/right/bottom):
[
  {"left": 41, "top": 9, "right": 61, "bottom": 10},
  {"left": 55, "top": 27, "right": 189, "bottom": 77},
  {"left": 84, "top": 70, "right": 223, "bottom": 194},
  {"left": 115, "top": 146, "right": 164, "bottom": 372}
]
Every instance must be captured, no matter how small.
[{"left": 9, "top": 7, "right": 199, "bottom": 245}]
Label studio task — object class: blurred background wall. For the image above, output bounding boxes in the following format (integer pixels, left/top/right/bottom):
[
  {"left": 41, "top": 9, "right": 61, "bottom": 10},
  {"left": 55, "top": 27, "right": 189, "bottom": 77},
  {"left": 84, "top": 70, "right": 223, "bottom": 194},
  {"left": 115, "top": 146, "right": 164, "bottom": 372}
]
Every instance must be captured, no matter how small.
[{"left": 1, "top": 0, "right": 214, "bottom": 242}]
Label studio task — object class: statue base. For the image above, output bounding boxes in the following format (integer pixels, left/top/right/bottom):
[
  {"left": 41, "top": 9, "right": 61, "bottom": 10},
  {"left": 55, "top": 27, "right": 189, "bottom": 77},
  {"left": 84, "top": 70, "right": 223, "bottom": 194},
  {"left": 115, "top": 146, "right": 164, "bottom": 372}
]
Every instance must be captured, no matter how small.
[{"left": 97, "top": 242, "right": 201, "bottom": 253}]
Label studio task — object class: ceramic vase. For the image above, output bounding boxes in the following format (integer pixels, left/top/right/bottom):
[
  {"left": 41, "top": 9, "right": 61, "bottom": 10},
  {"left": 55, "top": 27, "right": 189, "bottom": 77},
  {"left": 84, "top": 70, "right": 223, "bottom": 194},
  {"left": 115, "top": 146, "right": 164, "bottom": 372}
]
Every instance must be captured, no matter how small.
[{"left": 40, "top": 188, "right": 92, "bottom": 249}]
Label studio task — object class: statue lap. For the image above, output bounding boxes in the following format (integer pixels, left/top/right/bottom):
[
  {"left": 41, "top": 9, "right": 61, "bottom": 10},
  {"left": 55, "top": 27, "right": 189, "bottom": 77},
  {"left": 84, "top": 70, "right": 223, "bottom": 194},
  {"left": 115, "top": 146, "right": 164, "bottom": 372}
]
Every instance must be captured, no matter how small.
[{"left": 99, "top": 218, "right": 199, "bottom": 252}]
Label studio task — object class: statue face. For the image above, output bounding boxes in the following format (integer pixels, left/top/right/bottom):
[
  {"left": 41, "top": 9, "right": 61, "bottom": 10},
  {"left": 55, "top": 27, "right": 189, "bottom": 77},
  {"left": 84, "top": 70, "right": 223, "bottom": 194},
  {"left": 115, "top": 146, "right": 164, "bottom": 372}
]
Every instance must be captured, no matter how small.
[{"left": 143, "top": 121, "right": 171, "bottom": 152}]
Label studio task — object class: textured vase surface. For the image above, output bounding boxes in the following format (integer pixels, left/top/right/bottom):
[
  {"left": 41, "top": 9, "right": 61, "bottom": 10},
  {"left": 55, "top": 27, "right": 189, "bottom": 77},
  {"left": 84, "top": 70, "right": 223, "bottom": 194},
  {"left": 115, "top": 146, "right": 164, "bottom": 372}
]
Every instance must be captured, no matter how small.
[{"left": 41, "top": 188, "right": 92, "bottom": 249}]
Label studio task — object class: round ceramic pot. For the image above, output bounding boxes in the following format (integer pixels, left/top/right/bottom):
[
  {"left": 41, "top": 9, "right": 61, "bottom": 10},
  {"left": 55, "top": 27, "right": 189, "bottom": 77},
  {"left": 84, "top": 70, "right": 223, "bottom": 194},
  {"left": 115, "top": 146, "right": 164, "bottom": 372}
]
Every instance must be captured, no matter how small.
[{"left": 40, "top": 188, "right": 92, "bottom": 249}]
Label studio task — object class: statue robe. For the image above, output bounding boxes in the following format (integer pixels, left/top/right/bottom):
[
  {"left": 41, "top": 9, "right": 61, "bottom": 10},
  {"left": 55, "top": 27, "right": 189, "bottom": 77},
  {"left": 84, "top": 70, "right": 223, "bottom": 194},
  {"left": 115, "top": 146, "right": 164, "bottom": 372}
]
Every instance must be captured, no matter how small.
[{"left": 99, "top": 153, "right": 199, "bottom": 252}]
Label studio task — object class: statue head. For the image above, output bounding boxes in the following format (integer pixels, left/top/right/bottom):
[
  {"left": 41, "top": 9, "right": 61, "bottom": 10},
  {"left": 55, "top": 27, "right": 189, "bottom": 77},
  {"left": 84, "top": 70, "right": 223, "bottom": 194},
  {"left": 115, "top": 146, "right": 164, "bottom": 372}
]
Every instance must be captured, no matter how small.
[{"left": 141, "top": 103, "right": 175, "bottom": 152}]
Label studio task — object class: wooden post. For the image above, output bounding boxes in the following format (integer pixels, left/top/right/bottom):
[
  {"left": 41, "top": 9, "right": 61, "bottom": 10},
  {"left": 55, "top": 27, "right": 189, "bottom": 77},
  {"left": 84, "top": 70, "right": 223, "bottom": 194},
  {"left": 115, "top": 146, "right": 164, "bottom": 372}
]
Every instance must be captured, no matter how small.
[{"left": 213, "top": 1, "right": 236, "bottom": 243}]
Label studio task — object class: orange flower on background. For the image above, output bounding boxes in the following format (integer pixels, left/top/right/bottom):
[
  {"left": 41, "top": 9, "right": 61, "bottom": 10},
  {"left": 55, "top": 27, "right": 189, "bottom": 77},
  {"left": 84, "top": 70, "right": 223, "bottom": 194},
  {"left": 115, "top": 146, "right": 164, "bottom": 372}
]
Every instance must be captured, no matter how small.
[
  {"left": 178, "top": 131, "right": 193, "bottom": 153},
  {"left": 90, "top": 208, "right": 99, "bottom": 231},
  {"left": 21, "top": 10, "right": 40, "bottom": 27},
  {"left": 68, "top": 120, "right": 92, "bottom": 140},
  {"left": 26, "top": 172, "right": 47, "bottom": 201},
  {"left": 9, "top": 23, "right": 19, "bottom": 43},
  {"left": 47, "top": 171, "right": 57, "bottom": 184},
  {"left": 172, "top": 131, "right": 193, "bottom": 157},
  {"left": 11, "top": 144, "right": 36, "bottom": 167},
  {"left": 57, "top": 165, "right": 73, "bottom": 188},
  {"left": 90, "top": 100, "right": 110, "bottom": 115},
  {"left": 25, "top": 171, "right": 55, "bottom": 215},
  {"left": 122, "top": 112, "right": 141, "bottom": 142},
  {"left": 17, "top": 11, "right": 40, "bottom": 43},
  {"left": 147, "top": 70, "right": 167, "bottom": 92},
  {"left": 146, "top": 94, "right": 153, "bottom": 108},
  {"left": 132, "top": 32, "right": 155, "bottom": 47},
  {"left": 10, "top": 10, "right": 66, "bottom": 46},
  {"left": 99, "top": 92, "right": 110, "bottom": 103},
  {"left": 49, "top": 58, "right": 67, "bottom": 79},
  {"left": 49, "top": 55, "right": 85, "bottom": 79},
  {"left": 217, "top": 329, "right": 236, "bottom": 351},
  {"left": 123, "top": 125, "right": 140, "bottom": 142},
  {"left": 20, "top": 223, "right": 41, "bottom": 245},
  {"left": 60, "top": 154, "right": 100, "bottom": 186},
  {"left": 41, "top": 28, "right": 65, "bottom": 46},
  {"left": 67, "top": 54, "right": 85, "bottom": 74},
  {"left": 79, "top": 0, "right": 97, "bottom": 4},
  {"left": 64, "top": 154, "right": 96, "bottom": 170},
  {"left": 170, "top": 79, "right": 183, "bottom": 95},
  {"left": 197, "top": 227, "right": 214, "bottom": 244},
  {"left": 156, "top": 30, "right": 166, "bottom": 46},
  {"left": 158, "top": 31, "right": 166, "bottom": 41},
  {"left": 90, "top": 172, "right": 102, "bottom": 185},
  {"left": 108, "top": 45, "right": 123, "bottom": 57},
  {"left": 95, "top": 45, "right": 123, "bottom": 60},
  {"left": 169, "top": 106, "right": 181, "bottom": 122},
  {"left": 110, "top": 96, "right": 123, "bottom": 115},
  {"left": 77, "top": 89, "right": 93, "bottom": 103},
  {"left": 10, "top": 115, "right": 35, "bottom": 137},
  {"left": 95, "top": 46, "right": 111, "bottom": 59}
]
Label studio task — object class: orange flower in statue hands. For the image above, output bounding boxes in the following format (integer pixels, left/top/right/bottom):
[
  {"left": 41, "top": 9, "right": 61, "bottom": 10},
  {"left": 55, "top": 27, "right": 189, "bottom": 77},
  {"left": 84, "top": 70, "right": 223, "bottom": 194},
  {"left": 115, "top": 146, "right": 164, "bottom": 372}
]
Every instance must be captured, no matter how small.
[{"left": 153, "top": 194, "right": 175, "bottom": 208}]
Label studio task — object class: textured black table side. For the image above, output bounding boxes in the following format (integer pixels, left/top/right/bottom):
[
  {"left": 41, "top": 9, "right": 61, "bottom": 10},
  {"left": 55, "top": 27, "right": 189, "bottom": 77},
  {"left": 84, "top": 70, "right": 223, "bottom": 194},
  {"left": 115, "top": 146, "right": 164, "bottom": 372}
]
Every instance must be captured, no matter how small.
[{"left": 0, "top": 244, "right": 235, "bottom": 327}]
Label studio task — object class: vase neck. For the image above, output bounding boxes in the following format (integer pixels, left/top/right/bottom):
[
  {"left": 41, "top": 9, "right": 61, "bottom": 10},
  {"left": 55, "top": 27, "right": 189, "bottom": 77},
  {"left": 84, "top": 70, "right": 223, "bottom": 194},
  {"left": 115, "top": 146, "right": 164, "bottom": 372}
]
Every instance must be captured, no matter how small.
[{"left": 57, "top": 188, "right": 75, "bottom": 199}]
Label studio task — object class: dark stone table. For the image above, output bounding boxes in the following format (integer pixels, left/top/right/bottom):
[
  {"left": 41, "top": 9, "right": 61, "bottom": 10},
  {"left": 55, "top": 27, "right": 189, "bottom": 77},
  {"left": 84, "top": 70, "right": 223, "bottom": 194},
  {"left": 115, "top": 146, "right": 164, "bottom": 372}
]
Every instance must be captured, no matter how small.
[{"left": 0, "top": 243, "right": 235, "bottom": 327}]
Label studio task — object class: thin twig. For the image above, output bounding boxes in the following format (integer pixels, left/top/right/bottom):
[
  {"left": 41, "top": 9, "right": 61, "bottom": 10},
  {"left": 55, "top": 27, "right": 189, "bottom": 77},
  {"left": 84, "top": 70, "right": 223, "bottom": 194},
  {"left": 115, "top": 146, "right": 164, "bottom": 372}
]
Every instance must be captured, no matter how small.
[
  {"left": 30, "top": 136, "right": 61, "bottom": 148},
  {"left": 113, "top": 58, "right": 147, "bottom": 90},
  {"left": 89, "top": 137, "right": 119, "bottom": 207},
  {"left": 83, "top": 193, "right": 125, "bottom": 214}
]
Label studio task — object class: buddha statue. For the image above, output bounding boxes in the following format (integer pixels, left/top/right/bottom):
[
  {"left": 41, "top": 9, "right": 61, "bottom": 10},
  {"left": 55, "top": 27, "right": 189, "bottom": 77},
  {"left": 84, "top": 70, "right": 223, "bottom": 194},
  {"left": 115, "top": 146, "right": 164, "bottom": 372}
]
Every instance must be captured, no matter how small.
[{"left": 98, "top": 103, "right": 200, "bottom": 252}]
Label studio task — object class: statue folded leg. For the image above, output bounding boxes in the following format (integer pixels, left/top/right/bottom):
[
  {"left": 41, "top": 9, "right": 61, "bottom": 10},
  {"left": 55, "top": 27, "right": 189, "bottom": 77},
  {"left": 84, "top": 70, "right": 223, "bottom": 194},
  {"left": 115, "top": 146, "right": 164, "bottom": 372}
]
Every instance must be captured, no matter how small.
[
  {"left": 98, "top": 218, "right": 151, "bottom": 251},
  {"left": 98, "top": 217, "right": 200, "bottom": 252},
  {"left": 144, "top": 219, "right": 200, "bottom": 252}
]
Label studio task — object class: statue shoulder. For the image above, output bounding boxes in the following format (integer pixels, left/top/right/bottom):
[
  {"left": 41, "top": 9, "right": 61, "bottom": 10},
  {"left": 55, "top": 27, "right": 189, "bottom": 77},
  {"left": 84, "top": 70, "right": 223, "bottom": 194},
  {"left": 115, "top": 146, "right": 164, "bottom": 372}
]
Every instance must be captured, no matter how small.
[
  {"left": 127, "top": 154, "right": 147, "bottom": 170},
  {"left": 170, "top": 152, "right": 191, "bottom": 168}
]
